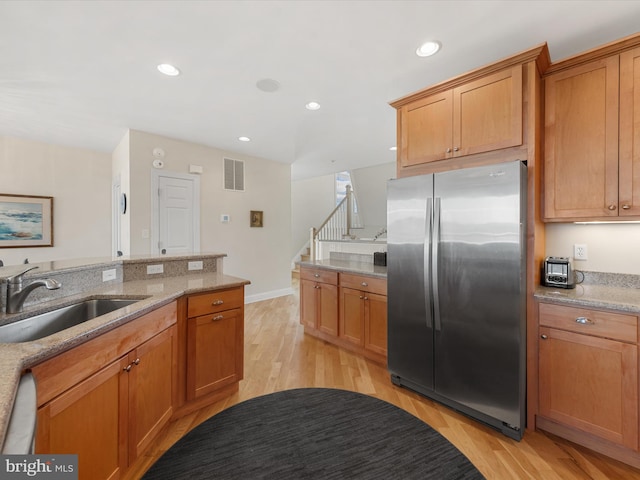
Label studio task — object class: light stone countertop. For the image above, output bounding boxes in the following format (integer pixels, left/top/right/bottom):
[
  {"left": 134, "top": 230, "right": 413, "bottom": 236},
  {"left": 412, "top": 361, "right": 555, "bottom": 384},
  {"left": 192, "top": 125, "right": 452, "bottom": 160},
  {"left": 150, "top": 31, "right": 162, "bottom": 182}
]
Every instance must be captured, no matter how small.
[
  {"left": 0, "top": 270, "right": 249, "bottom": 448},
  {"left": 534, "top": 283, "right": 640, "bottom": 314},
  {"left": 298, "top": 259, "right": 387, "bottom": 279}
]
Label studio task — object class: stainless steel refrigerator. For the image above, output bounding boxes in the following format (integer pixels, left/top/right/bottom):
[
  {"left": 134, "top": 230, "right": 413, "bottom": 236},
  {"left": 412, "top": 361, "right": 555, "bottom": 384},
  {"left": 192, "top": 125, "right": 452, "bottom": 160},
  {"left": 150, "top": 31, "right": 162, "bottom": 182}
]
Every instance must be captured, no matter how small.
[{"left": 387, "top": 160, "right": 527, "bottom": 440}]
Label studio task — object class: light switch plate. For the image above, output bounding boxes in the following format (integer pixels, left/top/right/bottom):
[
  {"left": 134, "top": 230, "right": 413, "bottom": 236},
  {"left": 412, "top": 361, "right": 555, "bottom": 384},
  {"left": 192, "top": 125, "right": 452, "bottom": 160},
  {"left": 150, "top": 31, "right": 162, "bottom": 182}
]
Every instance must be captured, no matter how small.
[{"left": 188, "top": 260, "right": 203, "bottom": 271}]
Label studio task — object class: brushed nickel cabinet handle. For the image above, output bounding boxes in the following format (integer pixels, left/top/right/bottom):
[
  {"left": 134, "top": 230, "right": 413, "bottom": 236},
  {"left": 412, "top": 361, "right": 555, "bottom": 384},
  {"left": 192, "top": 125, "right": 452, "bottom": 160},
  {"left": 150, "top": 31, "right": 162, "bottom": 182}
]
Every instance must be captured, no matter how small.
[
  {"left": 212, "top": 300, "right": 224, "bottom": 305},
  {"left": 124, "top": 364, "right": 132, "bottom": 372},
  {"left": 540, "top": 334, "right": 548, "bottom": 340},
  {"left": 575, "top": 316, "right": 594, "bottom": 325},
  {"left": 622, "top": 204, "right": 631, "bottom": 210},
  {"left": 608, "top": 204, "right": 617, "bottom": 211},
  {"left": 454, "top": 147, "right": 460, "bottom": 152},
  {"left": 361, "top": 282, "right": 368, "bottom": 287},
  {"left": 446, "top": 148, "right": 452, "bottom": 153},
  {"left": 133, "top": 358, "right": 140, "bottom": 365},
  {"left": 359, "top": 296, "right": 364, "bottom": 299},
  {"left": 363, "top": 296, "right": 369, "bottom": 301},
  {"left": 314, "top": 274, "right": 320, "bottom": 278},
  {"left": 213, "top": 315, "right": 224, "bottom": 321}
]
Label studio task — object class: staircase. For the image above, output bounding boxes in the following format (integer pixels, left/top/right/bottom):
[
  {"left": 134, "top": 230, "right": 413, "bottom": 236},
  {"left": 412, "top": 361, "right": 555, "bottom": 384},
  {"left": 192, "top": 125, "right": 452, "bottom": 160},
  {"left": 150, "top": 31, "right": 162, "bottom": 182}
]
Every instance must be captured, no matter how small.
[{"left": 291, "top": 247, "right": 311, "bottom": 279}]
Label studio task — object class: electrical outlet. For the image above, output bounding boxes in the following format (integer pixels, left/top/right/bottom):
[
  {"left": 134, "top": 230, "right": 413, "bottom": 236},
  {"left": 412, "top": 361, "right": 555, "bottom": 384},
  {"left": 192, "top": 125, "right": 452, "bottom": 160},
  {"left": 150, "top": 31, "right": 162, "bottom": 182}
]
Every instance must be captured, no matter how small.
[
  {"left": 574, "top": 244, "right": 588, "bottom": 261},
  {"left": 188, "top": 260, "right": 203, "bottom": 271},
  {"left": 102, "top": 269, "right": 117, "bottom": 282},
  {"left": 147, "top": 264, "right": 164, "bottom": 275}
]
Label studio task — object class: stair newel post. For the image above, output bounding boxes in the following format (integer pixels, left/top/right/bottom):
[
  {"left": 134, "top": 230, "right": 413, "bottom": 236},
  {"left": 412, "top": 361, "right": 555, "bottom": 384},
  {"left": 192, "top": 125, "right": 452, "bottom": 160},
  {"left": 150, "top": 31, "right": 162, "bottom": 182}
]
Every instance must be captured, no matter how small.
[
  {"left": 310, "top": 227, "right": 317, "bottom": 261},
  {"left": 346, "top": 184, "right": 352, "bottom": 238}
]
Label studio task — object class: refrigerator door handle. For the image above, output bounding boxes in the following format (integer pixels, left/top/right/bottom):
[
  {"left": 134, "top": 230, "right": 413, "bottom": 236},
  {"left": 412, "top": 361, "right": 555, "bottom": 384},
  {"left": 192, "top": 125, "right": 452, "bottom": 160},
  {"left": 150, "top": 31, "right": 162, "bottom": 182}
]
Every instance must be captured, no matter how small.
[
  {"left": 432, "top": 197, "right": 442, "bottom": 331},
  {"left": 424, "top": 197, "right": 433, "bottom": 329}
]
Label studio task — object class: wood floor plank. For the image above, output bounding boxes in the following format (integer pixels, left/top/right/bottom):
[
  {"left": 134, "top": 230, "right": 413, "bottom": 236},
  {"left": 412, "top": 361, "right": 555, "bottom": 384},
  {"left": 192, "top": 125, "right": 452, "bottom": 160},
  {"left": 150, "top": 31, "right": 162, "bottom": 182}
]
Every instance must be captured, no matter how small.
[{"left": 124, "top": 283, "right": 640, "bottom": 480}]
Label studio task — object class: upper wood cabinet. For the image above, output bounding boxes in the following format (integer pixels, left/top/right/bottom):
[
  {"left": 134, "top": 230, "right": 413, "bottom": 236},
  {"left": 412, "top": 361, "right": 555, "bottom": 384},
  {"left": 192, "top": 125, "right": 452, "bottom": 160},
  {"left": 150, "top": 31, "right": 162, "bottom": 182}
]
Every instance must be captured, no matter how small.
[
  {"left": 398, "top": 65, "right": 522, "bottom": 169},
  {"left": 544, "top": 40, "right": 640, "bottom": 221}
]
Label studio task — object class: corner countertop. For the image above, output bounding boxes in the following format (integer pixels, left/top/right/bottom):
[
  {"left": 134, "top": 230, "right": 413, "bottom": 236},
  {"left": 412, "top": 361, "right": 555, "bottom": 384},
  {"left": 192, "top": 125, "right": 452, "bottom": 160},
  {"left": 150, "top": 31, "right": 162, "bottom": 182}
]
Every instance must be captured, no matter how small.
[
  {"left": 298, "top": 259, "right": 387, "bottom": 278},
  {"left": 0, "top": 270, "right": 249, "bottom": 448},
  {"left": 534, "top": 283, "right": 640, "bottom": 314}
]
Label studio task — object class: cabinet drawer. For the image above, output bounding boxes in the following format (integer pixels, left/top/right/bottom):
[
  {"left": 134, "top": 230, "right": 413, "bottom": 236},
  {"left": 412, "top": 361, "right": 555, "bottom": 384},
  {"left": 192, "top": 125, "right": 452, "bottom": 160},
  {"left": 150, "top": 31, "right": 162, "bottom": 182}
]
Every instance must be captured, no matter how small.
[
  {"left": 340, "top": 273, "right": 386, "bottom": 296},
  {"left": 300, "top": 267, "right": 338, "bottom": 285},
  {"left": 187, "top": 287, "right": 243, "bottom": 318},
  {"left": 539, "top": 302, "right": 637, "bottom": 343}
]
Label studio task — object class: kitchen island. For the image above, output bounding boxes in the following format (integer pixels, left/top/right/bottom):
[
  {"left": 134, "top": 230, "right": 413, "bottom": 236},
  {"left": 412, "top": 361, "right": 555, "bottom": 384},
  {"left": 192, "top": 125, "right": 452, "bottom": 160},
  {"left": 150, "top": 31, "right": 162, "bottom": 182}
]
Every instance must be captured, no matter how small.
[{"left": 0, "top": 253, "right": 249, "bottom": 476}]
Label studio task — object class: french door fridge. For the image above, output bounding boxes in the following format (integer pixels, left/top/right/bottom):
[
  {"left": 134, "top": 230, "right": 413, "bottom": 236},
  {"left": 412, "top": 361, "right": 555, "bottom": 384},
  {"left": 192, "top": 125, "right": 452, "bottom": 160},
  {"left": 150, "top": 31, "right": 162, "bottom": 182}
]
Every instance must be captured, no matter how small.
[{"left": 387, "top": 160, "right": 527, "bottom": 440}]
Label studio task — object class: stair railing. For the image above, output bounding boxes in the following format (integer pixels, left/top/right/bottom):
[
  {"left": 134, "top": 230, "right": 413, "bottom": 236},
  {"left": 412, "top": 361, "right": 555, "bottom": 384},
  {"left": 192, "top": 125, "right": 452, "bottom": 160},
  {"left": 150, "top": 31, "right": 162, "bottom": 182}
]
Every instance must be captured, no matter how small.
[{"left": 309, "top": 185, "right": 361, "bottom": 261}]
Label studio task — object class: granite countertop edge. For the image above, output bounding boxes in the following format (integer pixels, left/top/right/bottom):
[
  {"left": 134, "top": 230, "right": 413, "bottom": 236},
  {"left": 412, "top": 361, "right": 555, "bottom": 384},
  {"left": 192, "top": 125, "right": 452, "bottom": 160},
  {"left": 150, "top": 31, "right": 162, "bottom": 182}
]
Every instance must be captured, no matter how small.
[
  {"left": 297, "top": 259, "right": 387, "bottom": 278},
  {"left": 0, "top": 271, "right": 250, "bottom": 448},
  {"left": 534, "top": 284, "right": 640, "bottom": 314}
]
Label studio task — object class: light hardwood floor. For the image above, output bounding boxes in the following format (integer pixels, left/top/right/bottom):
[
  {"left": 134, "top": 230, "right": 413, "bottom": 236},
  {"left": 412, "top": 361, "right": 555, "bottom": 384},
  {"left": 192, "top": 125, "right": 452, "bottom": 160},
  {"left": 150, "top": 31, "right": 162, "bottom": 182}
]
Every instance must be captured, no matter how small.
[{"left": 126, "top": 283, "right": 640, "bottom": 479}]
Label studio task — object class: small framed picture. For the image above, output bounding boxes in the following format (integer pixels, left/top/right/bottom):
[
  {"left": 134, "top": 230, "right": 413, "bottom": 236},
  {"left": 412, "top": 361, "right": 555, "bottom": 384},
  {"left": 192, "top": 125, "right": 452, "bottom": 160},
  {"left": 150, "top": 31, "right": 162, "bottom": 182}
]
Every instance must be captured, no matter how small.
[
  {"left": 0, "top": 194, "right": 53, "bottom": 247},
  {"left": 250, "top": 210, "right": 263, "bottom": 228}
]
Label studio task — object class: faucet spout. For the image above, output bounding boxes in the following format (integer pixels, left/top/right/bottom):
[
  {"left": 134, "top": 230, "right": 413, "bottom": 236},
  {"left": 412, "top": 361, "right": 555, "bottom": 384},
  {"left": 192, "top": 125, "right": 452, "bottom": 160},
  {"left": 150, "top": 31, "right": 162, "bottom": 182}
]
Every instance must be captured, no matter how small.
[{"left": 4, "top": 266, "right": 62, "bottom": 314}]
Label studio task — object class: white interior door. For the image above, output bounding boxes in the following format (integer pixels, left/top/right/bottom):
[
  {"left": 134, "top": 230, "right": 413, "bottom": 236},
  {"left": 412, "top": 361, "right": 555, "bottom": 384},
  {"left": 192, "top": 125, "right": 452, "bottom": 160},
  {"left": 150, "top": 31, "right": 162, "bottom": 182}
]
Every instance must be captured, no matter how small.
[{"left": 152, "top": 171, "right": 200, "bottom": 255}]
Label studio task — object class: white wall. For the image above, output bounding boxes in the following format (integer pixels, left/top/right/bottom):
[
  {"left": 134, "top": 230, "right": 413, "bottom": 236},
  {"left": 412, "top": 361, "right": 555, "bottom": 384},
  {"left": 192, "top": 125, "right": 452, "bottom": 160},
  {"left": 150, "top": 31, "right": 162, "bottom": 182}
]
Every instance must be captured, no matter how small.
[
  {"left": 351, "top": 162, "right": 395, "bottom": 237},
  {"left": 0, "top": 135, "right": 112, "bottom": 265},
  {"left": 291, "top": 174, "right": 336, "bottom": 259},
  {"left": 545, "top": 223, "right": 640, "bottom": 275},
  {"left": 126, "top": 130, "right": 292, "bottom": 301}
]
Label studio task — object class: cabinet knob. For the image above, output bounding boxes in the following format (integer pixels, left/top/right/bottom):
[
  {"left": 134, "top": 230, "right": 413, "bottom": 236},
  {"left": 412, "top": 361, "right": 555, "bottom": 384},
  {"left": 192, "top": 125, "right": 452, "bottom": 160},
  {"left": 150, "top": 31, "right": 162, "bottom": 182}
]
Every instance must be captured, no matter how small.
[
  {"left": 123, "top": 364, "right": 132, "bottom": 372},
  {"left": 622, "top": 204, "right": 631, "bottom": 210},
  {"left": 213, "top": 315, "right": 224, "bottom": 321},
  {"left": 608, "top": 204, "right": 617, "bottom": 211},
  {"left": 133, "top": 358, "right": 140, "bottom": 365},
  {"left": 540, "top": 334, "right": 548, "bottom": 340},
  {"left": 212, "top": 300, "right": 224, "bottom": 306},
  {"left": 314, "top": 274, "right": 320, "bottom": 278},
  {"left": 454, "top": 147, "right": 460, "bottom": 152},
  {"left": 361, "top": 282, "right": 368, "bottom": 287},
  {"left": 359, "top": 296, "right": 364, "bottom": 299},
  {"left": 575, "top": 316, "right": 593, "bottom": 325},
  {"left": 363, "top": 296, "right": 369, "bottom": 301},
  {"left": 446, "top": 148, "right": 452, "bottom": 153}
]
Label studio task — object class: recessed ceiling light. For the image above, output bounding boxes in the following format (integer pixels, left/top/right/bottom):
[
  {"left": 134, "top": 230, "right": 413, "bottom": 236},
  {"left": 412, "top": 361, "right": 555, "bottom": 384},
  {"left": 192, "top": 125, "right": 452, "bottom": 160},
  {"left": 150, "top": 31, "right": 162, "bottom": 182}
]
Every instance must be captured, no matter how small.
[
  {"left": 389, "top": 146, "right": 397, "bottom": 151},
  {"left": 238, "top": 136, "right": 251, "bottom": 142},
  {"left": 305, "top": 101, "right": 321, "bottom": 111},
  {"left": 157, "top": 63, "right": 181, "bottom": 76},
  {"left": 416, "top": 41, "right": 441, "bottom": 57}
]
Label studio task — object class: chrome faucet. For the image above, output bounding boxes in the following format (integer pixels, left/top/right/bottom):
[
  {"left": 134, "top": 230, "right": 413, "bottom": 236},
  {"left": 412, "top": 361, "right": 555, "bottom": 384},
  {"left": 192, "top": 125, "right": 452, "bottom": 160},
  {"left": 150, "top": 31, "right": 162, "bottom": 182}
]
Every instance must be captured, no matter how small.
[{"left": 4, "top": 266, "right": 62, "bottom": 314}]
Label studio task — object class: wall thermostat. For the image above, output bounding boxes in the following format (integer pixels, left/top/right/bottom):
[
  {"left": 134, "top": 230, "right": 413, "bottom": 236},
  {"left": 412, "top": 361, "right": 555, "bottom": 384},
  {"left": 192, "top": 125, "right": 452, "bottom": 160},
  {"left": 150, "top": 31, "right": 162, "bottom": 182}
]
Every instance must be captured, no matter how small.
[{"left": 152, "top": 159, "right": 164, "bottom": 169}]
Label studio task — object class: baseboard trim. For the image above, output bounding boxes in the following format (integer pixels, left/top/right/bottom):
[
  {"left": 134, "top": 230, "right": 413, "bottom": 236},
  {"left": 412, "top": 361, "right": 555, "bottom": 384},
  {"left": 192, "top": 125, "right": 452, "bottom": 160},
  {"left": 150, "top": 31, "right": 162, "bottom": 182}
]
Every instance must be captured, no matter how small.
[{"left": 245, "top": 287, "right": 294, "bottom": 304}]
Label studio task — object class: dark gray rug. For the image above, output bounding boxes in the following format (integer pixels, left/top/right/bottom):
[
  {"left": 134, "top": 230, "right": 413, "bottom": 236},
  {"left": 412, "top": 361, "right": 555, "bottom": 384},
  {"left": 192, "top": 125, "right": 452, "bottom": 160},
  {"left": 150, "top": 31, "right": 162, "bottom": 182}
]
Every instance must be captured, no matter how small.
[{"left": 142, "top": 388, "right": 485, "bottom": 479}]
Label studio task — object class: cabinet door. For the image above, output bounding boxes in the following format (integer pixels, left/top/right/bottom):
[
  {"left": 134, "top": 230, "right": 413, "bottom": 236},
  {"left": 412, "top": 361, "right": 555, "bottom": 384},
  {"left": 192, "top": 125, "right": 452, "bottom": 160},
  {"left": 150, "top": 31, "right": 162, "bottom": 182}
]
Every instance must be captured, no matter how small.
[
  {"left": 128, "top": 326, "right": 175, "bottom": 462},
  {"left": 317, "top": 282, "right": 338, "bottom": 336},
  {"left": 300, "top": 278, "right": 318, "bottom": 328},
  {"left": 364, "top": 292, "right": 387, "bottom": 355},
  {"left": 619, "top": 46, "right": 640, "bottom": 217},
  {"left": 453, "top": 65, "right": 522, "bottom": 156},
  {"left": 187, "top": 308, "right": 243, "bottom": 400},
  {"left": 36, "top": 358, "right": 129, "bottom": 480},
  {"left": 539, "top": 326, "right": 638, "bottom": 449},
  {"left": 340, "top": 287, "right": 364, "bottom": 346},
  {"left": 400, "top": 91, "right": 453, "bottom": 167},
  {"left": 544, "top": 57, "right": 620, "bottom": 219}
]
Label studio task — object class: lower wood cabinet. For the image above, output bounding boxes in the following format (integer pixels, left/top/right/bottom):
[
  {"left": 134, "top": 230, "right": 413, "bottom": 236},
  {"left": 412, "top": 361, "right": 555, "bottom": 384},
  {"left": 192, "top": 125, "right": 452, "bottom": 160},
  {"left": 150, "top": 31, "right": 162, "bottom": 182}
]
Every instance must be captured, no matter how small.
[
  {"left": 300, "top": 266, "right": 387, "bottom": 364},
  {"left": 537, "top": 302, "right": 639, "bottom": 463},
  {"left": 185, "top": 287, "right": 245, "bottom": 402},
  {"left": 33, "top": 302, "right": 177, "bottom": 480}
]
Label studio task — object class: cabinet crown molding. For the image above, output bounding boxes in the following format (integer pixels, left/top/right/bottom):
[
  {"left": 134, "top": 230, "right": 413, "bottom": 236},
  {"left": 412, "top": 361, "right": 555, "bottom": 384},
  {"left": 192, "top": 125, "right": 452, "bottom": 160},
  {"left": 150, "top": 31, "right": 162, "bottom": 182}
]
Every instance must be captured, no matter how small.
[
  {"left": 545, "top": 31, "right": 640, "bottom": 76},
  {"left": 390, "top": 43, "right": 549, "bottom": 108}
]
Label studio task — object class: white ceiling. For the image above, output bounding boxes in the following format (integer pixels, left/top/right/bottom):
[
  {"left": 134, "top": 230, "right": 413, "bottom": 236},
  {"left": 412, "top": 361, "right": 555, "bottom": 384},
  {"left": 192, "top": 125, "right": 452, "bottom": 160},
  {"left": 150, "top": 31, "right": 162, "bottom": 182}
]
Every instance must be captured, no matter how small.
[{"left": 2, "top": 1, "right": 639, "bottom": 180}]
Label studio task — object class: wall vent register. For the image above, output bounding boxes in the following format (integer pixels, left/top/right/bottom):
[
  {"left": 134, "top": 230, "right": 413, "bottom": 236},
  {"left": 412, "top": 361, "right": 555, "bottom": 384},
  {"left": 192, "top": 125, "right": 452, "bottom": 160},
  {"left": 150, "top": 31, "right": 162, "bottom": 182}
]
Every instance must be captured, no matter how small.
[{"left": 224, "top": 158, "right": 245, "bottom": 191}]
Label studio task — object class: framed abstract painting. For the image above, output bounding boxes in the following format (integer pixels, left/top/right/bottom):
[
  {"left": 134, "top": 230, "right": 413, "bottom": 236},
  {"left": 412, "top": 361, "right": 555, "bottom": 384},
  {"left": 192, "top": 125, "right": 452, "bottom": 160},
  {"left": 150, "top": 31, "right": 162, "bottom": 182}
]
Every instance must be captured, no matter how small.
[{"left": 0, "top": 194, "right": 53, "bottom": 247}]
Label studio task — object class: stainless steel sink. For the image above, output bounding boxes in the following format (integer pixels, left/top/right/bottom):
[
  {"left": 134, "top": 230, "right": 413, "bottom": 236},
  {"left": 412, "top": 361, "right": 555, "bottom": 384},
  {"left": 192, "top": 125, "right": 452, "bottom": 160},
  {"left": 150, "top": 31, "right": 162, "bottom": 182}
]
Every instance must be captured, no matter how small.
[{"left": 0, "top": 298, "right": 141, "bottom": 343}]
